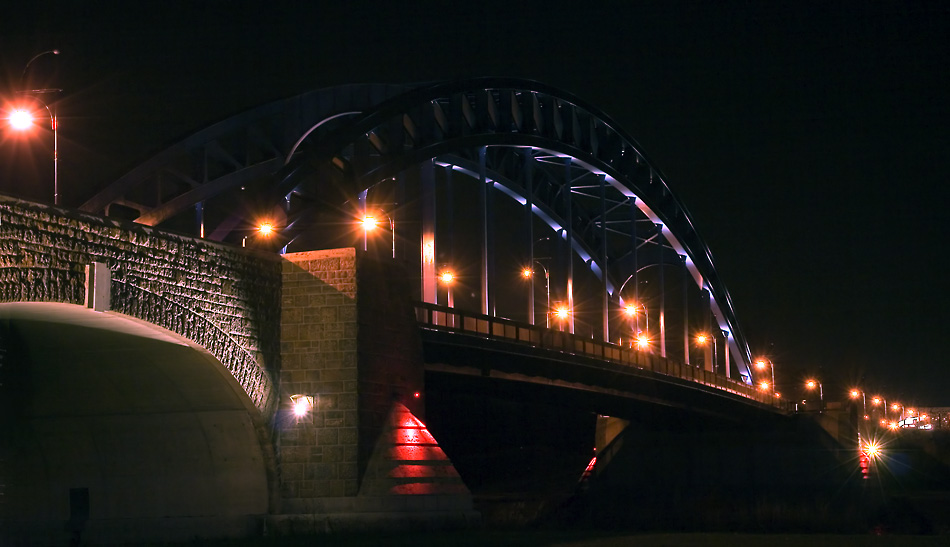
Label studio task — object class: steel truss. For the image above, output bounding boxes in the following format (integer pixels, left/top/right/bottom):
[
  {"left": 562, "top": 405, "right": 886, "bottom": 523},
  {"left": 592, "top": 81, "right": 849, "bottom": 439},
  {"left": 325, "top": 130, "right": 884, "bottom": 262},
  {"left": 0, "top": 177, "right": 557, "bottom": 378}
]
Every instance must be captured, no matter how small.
[{"left": 81, "top": 78, "right": 754, "bottom": 383}]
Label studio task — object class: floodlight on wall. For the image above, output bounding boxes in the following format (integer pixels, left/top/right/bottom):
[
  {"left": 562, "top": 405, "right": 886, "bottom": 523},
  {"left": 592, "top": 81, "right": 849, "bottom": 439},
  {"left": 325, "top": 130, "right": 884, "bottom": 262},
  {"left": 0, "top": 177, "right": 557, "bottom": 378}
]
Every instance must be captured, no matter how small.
[{"left": 290, "top": 394, "right": 314, "bottom": 420}]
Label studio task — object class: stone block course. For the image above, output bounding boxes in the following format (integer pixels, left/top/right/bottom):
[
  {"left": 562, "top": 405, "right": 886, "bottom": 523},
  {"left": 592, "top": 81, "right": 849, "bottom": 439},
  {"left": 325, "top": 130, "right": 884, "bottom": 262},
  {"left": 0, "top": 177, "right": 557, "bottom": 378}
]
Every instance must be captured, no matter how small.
[
  {"left": 280, "top": 249, "right": 360, "bottom": 503},
  {"left": 0, "top": 196, "right": 281, "bottom": 417}
]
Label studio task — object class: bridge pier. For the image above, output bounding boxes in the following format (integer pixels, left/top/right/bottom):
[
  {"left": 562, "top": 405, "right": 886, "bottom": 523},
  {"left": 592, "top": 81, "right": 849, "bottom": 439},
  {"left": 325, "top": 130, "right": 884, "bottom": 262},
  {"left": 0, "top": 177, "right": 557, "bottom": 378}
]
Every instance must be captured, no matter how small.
[{"left": 274, "top": 248, "right": 477, "bottom": 532}]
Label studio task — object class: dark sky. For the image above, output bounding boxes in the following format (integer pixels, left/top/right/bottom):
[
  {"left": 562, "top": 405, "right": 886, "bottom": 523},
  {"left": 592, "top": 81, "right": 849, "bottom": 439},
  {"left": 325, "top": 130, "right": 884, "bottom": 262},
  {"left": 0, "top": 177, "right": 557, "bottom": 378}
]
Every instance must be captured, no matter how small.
[{"left": 2, "top": 2, "right": 949, "bottom": 405}]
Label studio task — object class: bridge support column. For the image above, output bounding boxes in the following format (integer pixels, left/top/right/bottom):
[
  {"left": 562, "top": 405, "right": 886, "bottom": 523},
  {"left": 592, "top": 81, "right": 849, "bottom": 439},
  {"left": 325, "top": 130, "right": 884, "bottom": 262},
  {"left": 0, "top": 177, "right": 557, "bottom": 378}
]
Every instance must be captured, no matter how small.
[{"left": 277, "top": 248, "right": 476, "bottom": 531}]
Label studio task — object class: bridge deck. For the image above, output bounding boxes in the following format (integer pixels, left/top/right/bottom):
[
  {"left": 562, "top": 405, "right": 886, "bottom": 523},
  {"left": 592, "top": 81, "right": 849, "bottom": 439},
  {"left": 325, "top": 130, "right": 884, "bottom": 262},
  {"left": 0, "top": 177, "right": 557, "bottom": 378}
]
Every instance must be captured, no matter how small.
[{"left": 414, "top": 302, "right": 784, "bottom": 411}]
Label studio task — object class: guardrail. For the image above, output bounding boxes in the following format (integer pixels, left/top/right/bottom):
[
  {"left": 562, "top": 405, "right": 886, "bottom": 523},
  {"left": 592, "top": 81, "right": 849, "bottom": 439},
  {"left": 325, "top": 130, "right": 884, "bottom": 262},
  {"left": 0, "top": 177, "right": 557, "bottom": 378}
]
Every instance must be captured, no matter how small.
[{"left": 414, "top": 302, "right": 783, "bottom": 409}]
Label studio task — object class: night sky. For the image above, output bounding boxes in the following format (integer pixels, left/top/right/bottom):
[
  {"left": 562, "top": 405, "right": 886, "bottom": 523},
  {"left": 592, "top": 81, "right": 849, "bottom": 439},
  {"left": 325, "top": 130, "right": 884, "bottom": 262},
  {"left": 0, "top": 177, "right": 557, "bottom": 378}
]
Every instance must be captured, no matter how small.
[{"left": 2, "top": 2, "right": 948, "bottom": 405}]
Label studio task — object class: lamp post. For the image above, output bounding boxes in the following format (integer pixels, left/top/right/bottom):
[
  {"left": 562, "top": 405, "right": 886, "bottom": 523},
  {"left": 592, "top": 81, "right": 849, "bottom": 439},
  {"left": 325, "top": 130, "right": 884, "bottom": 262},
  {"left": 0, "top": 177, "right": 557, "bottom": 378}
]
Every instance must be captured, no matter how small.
[
  {"left": 891, "top": 402, "right": 904, "bottom": 422},
  {"left": 9, "top": 49, "right": 61, "bottom": 205},
  {"left": 522, "top": 261, "right": 550, "bottom": 328},
  {"left": 805, "top": 379, "right": 824, "bottom": 412},
  {"left": 695, "top": 332, "right": 716, "bottom": 372},
  {"left": 754, "top": 358, "right": 776, "bottom": 396},
  {"left": 360, "top": 211, "right": 395, "bottom": 258},
  {"left": 849, "top": 388, "right": 867, "bottom": 419}
]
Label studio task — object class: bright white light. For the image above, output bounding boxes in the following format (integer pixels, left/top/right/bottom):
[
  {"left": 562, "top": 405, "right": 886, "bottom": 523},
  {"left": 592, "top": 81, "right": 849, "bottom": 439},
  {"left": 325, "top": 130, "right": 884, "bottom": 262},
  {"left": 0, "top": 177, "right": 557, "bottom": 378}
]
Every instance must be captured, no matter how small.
[
  {"left": 9, "top": 109, "right": 33, "bottom": 130},
  {"left": 361, "top": 215, "right": 378, "bottom": 230},
  {"left": 291, "top": 394, "right": 314, "bottom": 418}
]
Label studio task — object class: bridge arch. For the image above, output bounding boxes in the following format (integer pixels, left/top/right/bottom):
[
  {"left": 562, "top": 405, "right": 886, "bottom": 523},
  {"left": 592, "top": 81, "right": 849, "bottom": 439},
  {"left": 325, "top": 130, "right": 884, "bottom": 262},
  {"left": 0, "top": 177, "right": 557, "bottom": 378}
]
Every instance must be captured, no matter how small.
[
  {"left": 81, "top": 78, "right": 753, "bottom": 382},
  {"left": 0, "top": 302, "right": 275, "bottom": 542}
]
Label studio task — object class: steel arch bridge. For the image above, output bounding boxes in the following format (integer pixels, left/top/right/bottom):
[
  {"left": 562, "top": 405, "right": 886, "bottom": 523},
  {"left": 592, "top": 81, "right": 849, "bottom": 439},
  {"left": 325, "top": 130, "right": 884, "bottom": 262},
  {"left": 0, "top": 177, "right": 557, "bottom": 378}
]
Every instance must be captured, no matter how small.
[{"left": 81, "top": 78, "right": 756, "bottom": 384}]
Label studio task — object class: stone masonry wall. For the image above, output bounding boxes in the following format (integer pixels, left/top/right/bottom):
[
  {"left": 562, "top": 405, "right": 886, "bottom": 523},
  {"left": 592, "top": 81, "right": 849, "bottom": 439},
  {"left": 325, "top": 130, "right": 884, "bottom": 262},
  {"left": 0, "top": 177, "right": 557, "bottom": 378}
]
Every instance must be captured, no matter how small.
[
  {"left": 279, "top": 248, "right": 359, "bottom": 508},
  {"left": 0, "top": 196, "right": 282, "bottom": 416}
]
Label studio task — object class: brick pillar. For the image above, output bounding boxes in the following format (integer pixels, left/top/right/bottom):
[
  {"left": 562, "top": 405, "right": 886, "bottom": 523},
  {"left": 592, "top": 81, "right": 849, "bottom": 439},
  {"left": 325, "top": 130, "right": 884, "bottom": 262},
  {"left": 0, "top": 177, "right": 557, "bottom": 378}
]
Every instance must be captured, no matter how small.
[{"left": 279, "top": 248, "right": 359, "bottom": 511}]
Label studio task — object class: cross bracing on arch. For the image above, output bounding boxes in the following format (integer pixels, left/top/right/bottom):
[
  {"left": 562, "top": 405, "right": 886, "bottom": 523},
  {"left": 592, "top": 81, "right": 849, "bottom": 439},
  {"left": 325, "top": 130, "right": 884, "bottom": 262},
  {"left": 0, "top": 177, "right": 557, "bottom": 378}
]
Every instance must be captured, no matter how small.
[{"left": 81, "top": 78, "right": 754, "bottom": 383}]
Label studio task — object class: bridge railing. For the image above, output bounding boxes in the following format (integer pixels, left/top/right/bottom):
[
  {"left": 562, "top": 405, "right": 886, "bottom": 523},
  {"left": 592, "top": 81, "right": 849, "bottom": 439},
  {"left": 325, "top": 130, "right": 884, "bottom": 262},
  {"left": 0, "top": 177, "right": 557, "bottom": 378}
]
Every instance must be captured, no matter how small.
[{"left": 414, "top": 302, "right": 782, "bottom": 409}]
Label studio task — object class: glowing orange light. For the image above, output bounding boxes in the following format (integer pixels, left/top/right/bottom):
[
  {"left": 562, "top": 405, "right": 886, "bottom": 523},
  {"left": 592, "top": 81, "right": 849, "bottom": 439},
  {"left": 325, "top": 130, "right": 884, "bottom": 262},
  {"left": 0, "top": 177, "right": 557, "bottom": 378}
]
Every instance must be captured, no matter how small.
[
  {"left": 439, "top": 271, "right": 454, "bottom": 284},
  {"left": 871, "top": 396, "right": 882, "bottom": 406},
  {"left": 623, "top": 304, "right": 637, "bottom": 317},
  {"left": 805, "top": 380, "right": 817, "bottom": 390},
  {"left": 774, "top": 392, "right": 781, "bottom": 398},
  {"left": 695, "top": 333, "right": 708, "bottom": 345},
  {"left": 361, "top": 215, "right": 378, "bottom": 230},
  {"left": 758, "top": 381, "right": 770, "bottom": 391},
  {"left": 9, "top": 109, "right": 33, "bottom": 130},
  {"left": 635, "top": 334, "right": 649, "bottom": 350},
  {"left": 850, "top": 389, "right": 861, "bottom": 399},
  {"left": 864, "top": 415, "right": 870, "bottom": 420},
  {"left": 888, "top": 422, "right": 898, "bottom": 430},
  {"left": 907, "top": 408, "right": 916, "bottom": 416},
  {"left": 754, "top": 359, "right": 768, "bottom": 370},
  {"left": 258, "top": 222, "right": 274, "bottom": 236},
  {"left": 880, "top": 419, "right": 887, "bottom": 426},
  {"left": 865, "top": 441, "right": 882, "bottom": 459},
  {"left": 554, "top": 305, "right": 570, "bottom": 320},
  {"left": 921, "top": 414, "right": 928, "bottom": 420},
  {"left": 891, "top": 403, "right": 900, "bottom": 411},
  {"left": 522, "top": 267, "right": 533, "bottom": 278}
]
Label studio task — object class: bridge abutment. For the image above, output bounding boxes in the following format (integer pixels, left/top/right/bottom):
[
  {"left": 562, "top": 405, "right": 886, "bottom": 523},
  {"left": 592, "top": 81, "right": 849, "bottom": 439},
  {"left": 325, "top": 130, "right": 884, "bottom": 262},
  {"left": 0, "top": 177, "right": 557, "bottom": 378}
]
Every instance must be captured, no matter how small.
[{"left": 275, "top": 249, "right": 476, "bottom": 532}]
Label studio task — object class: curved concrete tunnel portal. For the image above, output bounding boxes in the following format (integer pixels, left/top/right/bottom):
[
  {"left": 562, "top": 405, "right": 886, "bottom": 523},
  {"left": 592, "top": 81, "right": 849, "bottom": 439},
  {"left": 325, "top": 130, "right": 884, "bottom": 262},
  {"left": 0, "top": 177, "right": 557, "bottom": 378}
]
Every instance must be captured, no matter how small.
[{"left": 1, "top": 303, "right": 272, "bottom": 543}]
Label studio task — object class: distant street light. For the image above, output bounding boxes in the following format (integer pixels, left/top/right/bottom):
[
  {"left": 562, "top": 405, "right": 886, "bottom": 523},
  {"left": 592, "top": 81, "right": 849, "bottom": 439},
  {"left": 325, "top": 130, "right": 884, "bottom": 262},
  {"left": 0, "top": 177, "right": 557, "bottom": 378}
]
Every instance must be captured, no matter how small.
[
  {"left": 360, "top": 211, "right": 395, "bottom": 258},
  {"left": 891, "top": 402, "right": 905, "bottom": 421},
  {"left": 553, "top": 303, "right": 571, "bottom": 330},
  {"left": 635, "top": 332, "right": 650, "bottom": 351},
  {"left": 754, "top": 358, "right": 775, "bottom": 395},
  {"left": 8, "top": 49, "right": 61, "bottom": 204},
  {"left": 849, "top": 388, "right": 867, "bottom": 417},
  {"left": 695, "top": 332, "right": 718, "bottom": 373},
  {"left": 805, "top": 379, "right": 824, "bottom": 411},
  {"left": 522, "top": 261, "right": 550, "bottom": 328}
]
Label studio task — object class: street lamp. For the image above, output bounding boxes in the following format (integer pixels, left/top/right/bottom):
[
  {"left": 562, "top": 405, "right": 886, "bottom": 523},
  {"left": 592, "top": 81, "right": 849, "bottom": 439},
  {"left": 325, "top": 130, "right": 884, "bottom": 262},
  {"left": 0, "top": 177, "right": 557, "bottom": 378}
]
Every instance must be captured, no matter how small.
[
  {"left": 754, "top": 358, "right": 775, "bottom": 395},
  {"left": 553, "top": 303, "right": 571, "bottom": 329},
  {"left": 805, "top": 379, "right": 824, "bottom": 411},
  {"left": 635, "top": 332, "right": 650, "bottom": 351},
  {"left": 891, "top": 402, "right": 904, "bottom": 422},
  {"left": 522, "top": 261, "right": 550, "bottom": 328},
  {"left": 9, "top": 49, "right": 61, "bottom": 205},
  {"left": 619, "top": 300, "right": 650, "bottom": 334},
  {"left": 695, "top": 332, "right": 718, "bottom": 373},
  {"left": 849, "top": 388, "right": 867, "bottom": 418},
  {"left": 360, "top": 211, "right": 395, "bottom": 258}
]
